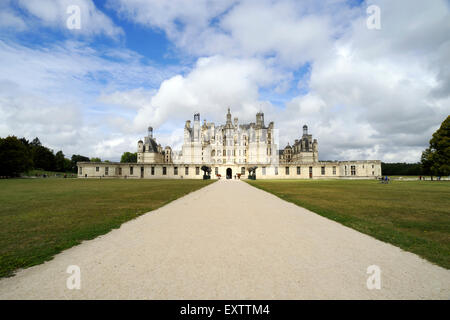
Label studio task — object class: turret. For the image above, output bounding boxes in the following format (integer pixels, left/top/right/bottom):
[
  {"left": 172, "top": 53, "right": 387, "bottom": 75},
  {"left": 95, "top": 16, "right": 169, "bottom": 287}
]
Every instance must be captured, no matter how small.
[
  {"left": 256, "top": 112, "right": 265, "bottom": 127},
  {"left": 226, "top": 108, "right": 232, "bottom": 124},
  {"left": 193, "top": 113, "right": 200, "bottom": 142},
  {"left": 303, "top": 125, "right": 308, "bottom": 136}
]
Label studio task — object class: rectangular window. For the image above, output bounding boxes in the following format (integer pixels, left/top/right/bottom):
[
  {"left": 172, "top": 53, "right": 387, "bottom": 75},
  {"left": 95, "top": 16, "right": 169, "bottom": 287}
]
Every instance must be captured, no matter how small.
[
  {"left": 332, "top": 166, "right": 336, "bottom": 175},
  {"left": 241, "top": 167, "right": 245, "bottom": 175},
  {"left": 79, "top": 166, "right": 82, "bottom": 174},
  {"left": 321, "top": 166, "right": 325, "bottom": 175},
  {"left": 262, "top": 167, "right": 266, "bottom": 175},
  {"left": 105, "top": 167, "right": 108, "bottom": 176},
  {"left": 130, "top": 166, "right": 133, "bottom": 175},
  {"left": 196, "top": 167, "right": 200, "bottom": 175},
  {"left": 174, "top": 167, "right": 178, "bottom": 175},
  {"left": 351, "top": 165, "right": 356, "bottom": 176},
  {"left": 141, "top": 167, "right": 144, "bottom": 178},
  {"left": 96, "top": 167, "right": 99, "bottom": 172},
  {"left": 215, "top": 167, "right": 218, "bottom": 175},
  {"left": 372, "top": 164, "right": 374, "bottom": 168},
  {"left": 118, "top": 168, "right": 122, "bottom": 175},
  {"left": 151, "top": 166, "right": 155, "bottom": 175},
  {"left": 185, "top": 167, "right": 189, "bottom": 175},
  {"left": 372, "top": 171, "right": 375, "bottom": 175},
  {"left": 285, "top": 167, "right": 289, "bottom": 175},
  {"left": 297, "top": 166, "right": 300, "bottom": 175},
  {"left": 163, "top": 167, "right": 167, "bottom": 175},
  {"left": 275, "top": 167, "right": 278, "bottom": 175}
]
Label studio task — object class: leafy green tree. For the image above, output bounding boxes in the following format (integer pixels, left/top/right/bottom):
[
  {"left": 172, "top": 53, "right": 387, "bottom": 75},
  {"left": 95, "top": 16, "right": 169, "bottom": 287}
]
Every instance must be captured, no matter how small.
[
  {"left": 63, "top": 158, "right": 72, "bottom": 172},
  {"left": 31, "top": 145, "right": 56, "bottom": 171},
  {"left": 70, "top": 154, "right": 90, "bottom": 173},
  {"left": 19, "top": 137, "right": 30, "bottom": 147},
  {"left": 30, "top": 137, "right": 41, "bottom": 147},
  {"left": 55, "top": 151, "right": 67, "bottom": 172},
  {"left": 420, "top": 148, "right": 433, "bottom": 176},
  {"left": 90, "top": 157, "right": 101, "bottom": 162},
  {"left": 120, "top": 152, "right": 137, "bottom": 163},
  {"left": 421, "top": 116, "right": 450, "bottom": 176},
  {"left": 0, "top": 136, "right": 33, "bottom": 177}
]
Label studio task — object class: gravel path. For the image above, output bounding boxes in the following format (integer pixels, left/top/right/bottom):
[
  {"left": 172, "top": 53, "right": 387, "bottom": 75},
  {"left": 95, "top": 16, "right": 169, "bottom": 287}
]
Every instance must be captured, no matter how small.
[{"left": 0, "top": 179, "right": 448, "bottom": 299}]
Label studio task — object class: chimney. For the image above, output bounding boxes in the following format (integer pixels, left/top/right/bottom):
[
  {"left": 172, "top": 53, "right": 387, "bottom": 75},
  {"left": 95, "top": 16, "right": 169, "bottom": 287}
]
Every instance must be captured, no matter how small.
[{"left": 148, "top": 126, "right": 153, "bottom": 139}]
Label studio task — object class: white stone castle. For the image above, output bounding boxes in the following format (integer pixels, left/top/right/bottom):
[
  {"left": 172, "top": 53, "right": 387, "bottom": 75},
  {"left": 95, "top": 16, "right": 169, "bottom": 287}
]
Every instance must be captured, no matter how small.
[{"left": 78, "top": 109, "right": 381, "bottom": 179}]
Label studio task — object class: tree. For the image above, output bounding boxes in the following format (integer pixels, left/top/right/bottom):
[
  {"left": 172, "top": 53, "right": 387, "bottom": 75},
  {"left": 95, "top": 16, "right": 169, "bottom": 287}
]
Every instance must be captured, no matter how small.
[
  {"left": 120, "top": 152, "right": 137, "bottom": 163},
  {"left": 63, "top": 158, "right": 72, "bottom": 172},
  {"left": 70, "top": 154, "right": 90, "bottom": 173},
  {"left": 55, "top": 151, "right": 67, "bottom": 172},
  {"left": 31, "top": 145, "right": 56, "bottom": 171},
  {"left": 420, "top": 148, "right": 433, "bottom": 176},
  {"left": 90, "top": 157, "right": 101, "bottom": 162},
  {"left": 30, "top": 137, "right": 41, "bottom": 147},
  {"left": 421, "top": 116, "right": 450, "bottom": 176},
  {"left": 19, "top": 137, "right": 30, "bottom": 147},
  {"left": 0, "top": 136, "right": 33, "bottom": 177}
]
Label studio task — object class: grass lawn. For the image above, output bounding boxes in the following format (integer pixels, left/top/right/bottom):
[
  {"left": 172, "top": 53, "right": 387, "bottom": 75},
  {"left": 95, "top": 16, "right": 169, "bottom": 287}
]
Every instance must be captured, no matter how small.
[
  {"left": 0, "top": 178, "right": 214, "bottom": 278},
  {"left": 247, "top": 179, "right": 450, "bottom": 269}
]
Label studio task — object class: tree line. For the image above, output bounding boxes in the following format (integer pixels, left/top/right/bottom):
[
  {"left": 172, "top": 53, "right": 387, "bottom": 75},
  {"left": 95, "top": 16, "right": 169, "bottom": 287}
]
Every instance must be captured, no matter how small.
[
  {"left": 381, "top": 162, "right": 423, "bottom": 176},
  {"left": 0, "top": 135, "right": 139, "bottom": 178},
  {"left": 0, "top": 136, "right": 92, "bottom": 177}
]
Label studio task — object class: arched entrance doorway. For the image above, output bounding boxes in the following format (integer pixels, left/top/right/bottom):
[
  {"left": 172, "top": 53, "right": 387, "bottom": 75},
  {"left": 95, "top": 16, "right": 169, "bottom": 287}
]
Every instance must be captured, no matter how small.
[{"left": 226, "top": 168, "right": 232, "bottom": 179}]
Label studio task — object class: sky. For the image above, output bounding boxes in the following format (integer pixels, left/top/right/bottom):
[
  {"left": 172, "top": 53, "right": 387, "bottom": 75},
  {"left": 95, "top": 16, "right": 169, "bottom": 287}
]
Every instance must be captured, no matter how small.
[{"left": 0, "top": 0, "right": 449, "bottom": 162}]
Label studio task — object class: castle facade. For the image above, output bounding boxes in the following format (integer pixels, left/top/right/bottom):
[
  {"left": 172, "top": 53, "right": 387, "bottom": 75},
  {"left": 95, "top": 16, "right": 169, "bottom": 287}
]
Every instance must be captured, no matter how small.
[{"left": 78, "top": 109, "right": 381, "bottom": 179}]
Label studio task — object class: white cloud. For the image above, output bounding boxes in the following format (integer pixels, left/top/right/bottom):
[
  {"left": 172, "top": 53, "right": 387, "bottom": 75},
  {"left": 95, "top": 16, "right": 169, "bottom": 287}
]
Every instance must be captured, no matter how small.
[
  {"left": 1, "top": 0, "right": 449, "bottom": 163},
  {"left": 103, "top": 55, "right": 287, "bottom": 131},
  {"left": 0, "top": 39, "right": 179, "bottom": 160},
  {"left": 108, "top": 0, "right": 354, "bottom": 67},
  {"left": 105, "top": 0, "right": 450, "bottom": 162}
]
